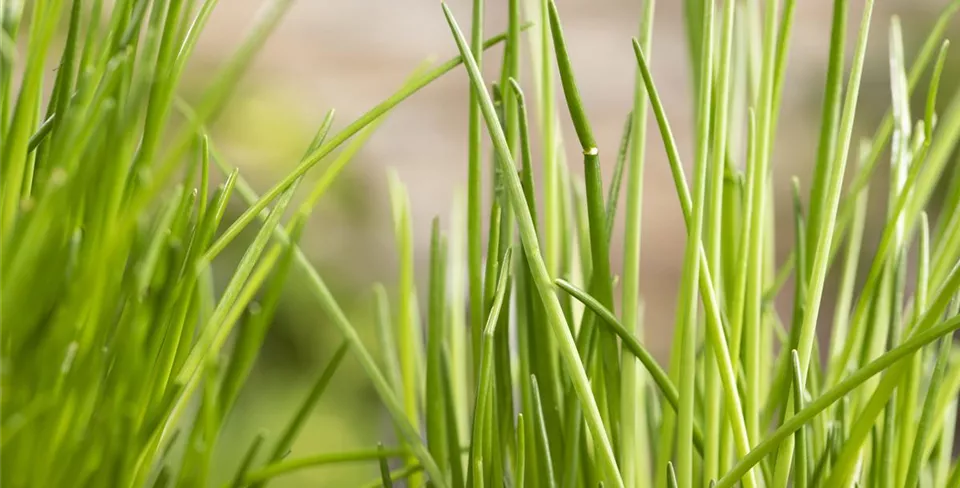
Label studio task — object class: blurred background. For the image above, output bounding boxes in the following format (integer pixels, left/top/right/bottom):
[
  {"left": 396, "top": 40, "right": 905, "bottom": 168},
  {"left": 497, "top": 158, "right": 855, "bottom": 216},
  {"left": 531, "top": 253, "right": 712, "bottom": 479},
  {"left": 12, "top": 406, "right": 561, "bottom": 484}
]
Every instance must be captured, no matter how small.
[{"left": 179, "top": 0, "right": 960, "bottom": 485}]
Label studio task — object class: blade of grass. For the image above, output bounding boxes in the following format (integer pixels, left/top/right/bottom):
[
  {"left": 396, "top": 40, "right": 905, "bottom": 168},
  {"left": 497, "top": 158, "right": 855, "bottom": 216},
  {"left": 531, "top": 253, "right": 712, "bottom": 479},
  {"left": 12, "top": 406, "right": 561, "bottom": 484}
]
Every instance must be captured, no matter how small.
[
  {"left": 621, "top": 1, "right": 656, "bottom": 485},
  {"left": 466, "top": 0, "right": 485, "bottom": 387},
  {"left": 426, "top": 218, "right": 449, "bottom": 475}
]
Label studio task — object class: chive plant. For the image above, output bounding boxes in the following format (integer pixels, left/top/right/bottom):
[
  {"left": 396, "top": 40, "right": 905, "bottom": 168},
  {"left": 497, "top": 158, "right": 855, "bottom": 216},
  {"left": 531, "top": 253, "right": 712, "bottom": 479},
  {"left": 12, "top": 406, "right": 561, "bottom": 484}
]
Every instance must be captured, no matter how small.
[{"left": 3, "top": 0, "right": 960, "bottom": 487}]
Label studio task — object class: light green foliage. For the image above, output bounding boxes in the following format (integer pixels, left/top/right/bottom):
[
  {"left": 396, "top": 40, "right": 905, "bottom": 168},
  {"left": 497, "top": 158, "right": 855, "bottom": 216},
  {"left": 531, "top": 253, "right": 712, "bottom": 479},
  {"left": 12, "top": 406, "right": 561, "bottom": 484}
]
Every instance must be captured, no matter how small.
[{"left": 3, "top": 1, "right": 960, "bottom": 487}]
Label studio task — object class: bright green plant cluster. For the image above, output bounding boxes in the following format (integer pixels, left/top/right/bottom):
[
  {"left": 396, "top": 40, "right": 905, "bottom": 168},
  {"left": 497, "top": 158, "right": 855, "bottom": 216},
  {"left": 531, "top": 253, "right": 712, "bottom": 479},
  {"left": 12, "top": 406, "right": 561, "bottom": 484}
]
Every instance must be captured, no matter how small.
[{"left": 3, "top": 0, "right": 960, "bottom": 487}]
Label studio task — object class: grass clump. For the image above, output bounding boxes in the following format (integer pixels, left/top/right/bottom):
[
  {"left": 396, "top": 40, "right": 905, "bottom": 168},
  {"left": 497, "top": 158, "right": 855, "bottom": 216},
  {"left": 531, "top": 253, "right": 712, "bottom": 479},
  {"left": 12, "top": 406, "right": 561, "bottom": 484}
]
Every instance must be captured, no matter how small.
[{"left": 3, "top": 0, "right": 960, "bottom": 487}]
